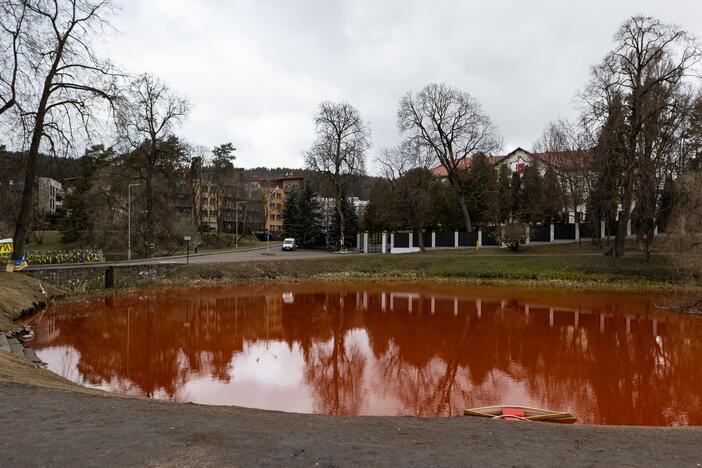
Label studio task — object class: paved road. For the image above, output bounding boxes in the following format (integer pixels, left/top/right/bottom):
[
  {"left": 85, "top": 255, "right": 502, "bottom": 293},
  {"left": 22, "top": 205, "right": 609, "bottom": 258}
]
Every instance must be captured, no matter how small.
[
  {"left": 26, "top": 247, "right": 337, "bottom": 270},
  {"left": 153, "top": 247, "right": 335, "bottom": 265}
]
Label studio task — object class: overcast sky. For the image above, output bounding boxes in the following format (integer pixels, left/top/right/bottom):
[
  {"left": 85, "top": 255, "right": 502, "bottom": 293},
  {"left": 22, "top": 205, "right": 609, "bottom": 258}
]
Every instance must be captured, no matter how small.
[{"left": 99, "top": 0, "right": 702, "bottom": 172}]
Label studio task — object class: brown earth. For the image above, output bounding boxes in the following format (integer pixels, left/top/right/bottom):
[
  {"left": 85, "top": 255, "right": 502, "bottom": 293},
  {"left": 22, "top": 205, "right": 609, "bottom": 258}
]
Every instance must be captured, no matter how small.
[{"left": 1, "top": 272, "right": 702, "bottom": 467}]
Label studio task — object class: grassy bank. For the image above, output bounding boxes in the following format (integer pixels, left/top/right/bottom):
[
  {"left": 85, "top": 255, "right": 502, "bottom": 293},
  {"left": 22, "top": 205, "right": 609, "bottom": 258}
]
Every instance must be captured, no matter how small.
[
  {"left": 0, "top": 273, "right": 61, "bottom": 333},
  {"left": 156, "top": 249, "right": 694, "bottom": 291}
]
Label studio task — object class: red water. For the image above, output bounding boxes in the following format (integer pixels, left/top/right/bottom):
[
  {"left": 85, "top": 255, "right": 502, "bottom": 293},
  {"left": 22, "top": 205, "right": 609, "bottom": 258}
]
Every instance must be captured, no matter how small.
[{"left": 26, "top": 282, "right": 702, "bottom": 425}]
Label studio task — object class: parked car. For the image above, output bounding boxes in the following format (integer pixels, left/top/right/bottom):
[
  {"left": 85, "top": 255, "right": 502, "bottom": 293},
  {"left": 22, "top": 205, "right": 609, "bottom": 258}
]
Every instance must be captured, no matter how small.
[{"left": 282, "top": 238, "right": 297, "bottom": 251}]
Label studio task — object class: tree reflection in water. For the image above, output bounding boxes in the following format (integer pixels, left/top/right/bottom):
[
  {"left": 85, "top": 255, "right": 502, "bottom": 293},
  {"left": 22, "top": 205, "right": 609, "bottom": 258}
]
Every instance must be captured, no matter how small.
[{"left": 27, "top": 283, "right": 702, "bottom": 425}]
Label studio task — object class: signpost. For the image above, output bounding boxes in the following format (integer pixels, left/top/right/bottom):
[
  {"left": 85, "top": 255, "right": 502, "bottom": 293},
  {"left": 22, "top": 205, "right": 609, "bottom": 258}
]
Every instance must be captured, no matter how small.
[
  {"left": 1, "top": 238, "right": 13, "bottom": 272},
  {"left": 184, "top": 236, "right": 191, "bottom": 264},
  {"left": 0, "top": 238, "right": 12, "bottom": 254}
]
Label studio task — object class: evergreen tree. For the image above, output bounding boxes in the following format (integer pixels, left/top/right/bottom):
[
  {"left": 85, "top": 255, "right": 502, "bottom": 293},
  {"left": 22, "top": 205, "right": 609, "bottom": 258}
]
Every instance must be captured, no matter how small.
[
  {"left": 282, "top": 191, "right": 302, "bottom": 239},
  {"left": 541, "top": 166, "right": 564, "bottom": 222},
  {"left": 59, "top": 145, "right": 113, "bottom": 243},
  {"left": 283, "top": 184, "right": 323, "bottom": 247},
  {"left": 521, "top": 164, "right": 543, "bottom": 223},
  {"left": 464, "top": 154, "right": 499, "bottom": 227},
  {"left": 510, "top": 172, "right": 522, "bottom": 221},
  {"left": 327, "top": 193, "right": 358, "bottom": 251},
  {"left": 497, "top": 165, "right": 512, "bottom": 223}
]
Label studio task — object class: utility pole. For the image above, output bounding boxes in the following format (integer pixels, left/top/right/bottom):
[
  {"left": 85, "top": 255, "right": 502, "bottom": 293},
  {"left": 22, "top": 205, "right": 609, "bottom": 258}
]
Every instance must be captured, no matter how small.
[{"left": 127, "top": 183, "right": 142, "bottom": 261}]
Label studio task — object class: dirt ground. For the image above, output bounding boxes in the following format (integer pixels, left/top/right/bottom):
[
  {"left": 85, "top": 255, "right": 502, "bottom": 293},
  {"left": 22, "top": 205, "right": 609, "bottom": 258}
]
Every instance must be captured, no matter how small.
[{"left": 1, "top": 382, "right": 701, "bottom": 467}]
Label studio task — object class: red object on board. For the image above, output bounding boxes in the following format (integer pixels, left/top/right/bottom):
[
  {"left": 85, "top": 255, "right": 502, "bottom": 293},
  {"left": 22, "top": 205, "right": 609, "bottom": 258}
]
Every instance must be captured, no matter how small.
[{"left": 502, "top": 407, "right": 526, "bottom": 418}]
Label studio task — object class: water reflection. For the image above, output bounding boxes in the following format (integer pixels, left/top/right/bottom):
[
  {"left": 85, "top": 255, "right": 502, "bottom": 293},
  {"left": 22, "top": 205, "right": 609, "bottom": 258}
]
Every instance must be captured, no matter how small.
[{"left": 28, "top": 283, "right": 702, "bottom": 425}]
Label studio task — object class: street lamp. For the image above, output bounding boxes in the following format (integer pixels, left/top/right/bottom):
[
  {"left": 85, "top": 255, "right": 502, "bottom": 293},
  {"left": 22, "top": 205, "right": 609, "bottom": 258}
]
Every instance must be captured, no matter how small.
[
  {"left": 266, "top": 187, "right": 281, "bottom": 253},
  {"left": 127, "top": 183, "right": 142, "bottom": 261},
  {"left": 235, "top": 201, "right": 246, "bottom": 249}
]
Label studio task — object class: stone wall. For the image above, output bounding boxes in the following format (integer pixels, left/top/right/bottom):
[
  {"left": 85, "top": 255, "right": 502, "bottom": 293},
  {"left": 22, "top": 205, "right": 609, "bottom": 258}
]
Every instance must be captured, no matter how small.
[{"left": 24, "top": 264, "right": 180, "bottom": 291}]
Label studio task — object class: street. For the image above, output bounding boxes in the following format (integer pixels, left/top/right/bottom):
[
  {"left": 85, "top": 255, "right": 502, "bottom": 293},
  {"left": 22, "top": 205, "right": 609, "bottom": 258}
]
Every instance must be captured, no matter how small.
[{"left": 25, "top": 247, "right": 337, "bottom": 271}]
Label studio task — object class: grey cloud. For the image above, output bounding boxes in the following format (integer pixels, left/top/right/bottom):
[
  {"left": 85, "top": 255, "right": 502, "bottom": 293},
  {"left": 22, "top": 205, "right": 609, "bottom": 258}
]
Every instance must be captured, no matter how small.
[{"left": 101, "top": 0, "right": 702, "bottom": 170}]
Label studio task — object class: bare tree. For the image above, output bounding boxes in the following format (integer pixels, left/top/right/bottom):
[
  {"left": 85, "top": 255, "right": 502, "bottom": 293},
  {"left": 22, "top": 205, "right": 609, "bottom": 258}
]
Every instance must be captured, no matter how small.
[
  {"left": 305, "top": 101, "right": 369, "bottom": 250},
  {"left": 375, "top": 139, "right": 432, "bottom": 182},
  {"left": 533, "top": 119, "right": 594, "bottom": 224},
  {"left": 11, "top": 0, "right": 121, "bottom": 262},
  {"left": 398, "top": 83, "right": 502, "bottom": 233},
  {"left": 580, "top": 16, "right": 701, "bottom": 258},
  {"left": 116, "top": 73, "right": 190, "bottom": 257},
  {"left": 667, "top": 170, "right": 702, "bottom": 311},
  {"left": 0, "top": 0, "right": 26, "bottom": 116}
]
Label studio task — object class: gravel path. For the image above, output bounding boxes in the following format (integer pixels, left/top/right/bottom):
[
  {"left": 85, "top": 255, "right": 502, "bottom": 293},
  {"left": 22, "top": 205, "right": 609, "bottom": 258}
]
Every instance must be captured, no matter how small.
[{"left": 1, "top": 382, "right": 701, "bottom": 467}]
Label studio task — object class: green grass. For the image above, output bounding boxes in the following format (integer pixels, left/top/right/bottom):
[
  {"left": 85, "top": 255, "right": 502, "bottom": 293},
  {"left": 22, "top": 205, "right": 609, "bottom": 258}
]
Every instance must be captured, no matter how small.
[
  {"left": 156, "top": 248, "right": 692, "bottom": 291},
  {"left": 25, "top": 231, "right": 73, "bottom": 250}
]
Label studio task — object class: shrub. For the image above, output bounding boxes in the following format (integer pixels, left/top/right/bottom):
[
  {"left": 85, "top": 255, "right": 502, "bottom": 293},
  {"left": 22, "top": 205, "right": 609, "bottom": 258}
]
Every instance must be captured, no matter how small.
[{"left": 497, "top": 223, "right": 527, "bottom": 251}]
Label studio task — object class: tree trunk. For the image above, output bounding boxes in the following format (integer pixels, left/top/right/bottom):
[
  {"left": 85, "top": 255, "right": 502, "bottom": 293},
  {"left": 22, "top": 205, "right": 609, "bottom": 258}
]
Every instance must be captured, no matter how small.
[
  {"left": 12, "top": 128, "right": 43, "bottom": 261},
  {"left": 145, "top": 168, "right": 153, "bottom": 258},
  {"left": 12, "top": 89, "right": 53, "bottom": 261},
  {"left": 458, "top": 196, "right": 473, "bottom": 233},
  {"left": 335, "top": 196, "right": 346, "bottom": 251},
  {"left": 613, "top": 166, "right": 636, "bottom": 258},
  {"left": 418, "top": 229, "right": 425, "bottom": 252}
]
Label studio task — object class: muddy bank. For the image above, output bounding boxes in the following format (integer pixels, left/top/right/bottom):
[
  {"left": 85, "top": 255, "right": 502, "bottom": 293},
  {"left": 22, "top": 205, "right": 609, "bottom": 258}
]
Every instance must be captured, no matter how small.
[
  {"left": 1, "top": 382, "right": 701, "bottom": 467},
  {"left": 0, "top": 273, "right": 94, "bottom": 392}
]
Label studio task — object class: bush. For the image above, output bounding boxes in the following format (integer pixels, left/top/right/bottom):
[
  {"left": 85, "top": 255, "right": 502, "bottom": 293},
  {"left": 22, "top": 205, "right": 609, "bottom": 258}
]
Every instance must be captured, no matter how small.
[{"left": 497, "top": 223, "right": 527, "bottom": 251}]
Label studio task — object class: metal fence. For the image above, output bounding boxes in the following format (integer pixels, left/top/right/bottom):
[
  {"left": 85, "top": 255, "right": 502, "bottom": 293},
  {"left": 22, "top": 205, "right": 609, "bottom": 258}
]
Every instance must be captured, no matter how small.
[
  {"left": 554, "top": 224, "right": 576, "bottom": 240},
  {"left": 530, "top": 225, "right": 550, "bottom": 242}
]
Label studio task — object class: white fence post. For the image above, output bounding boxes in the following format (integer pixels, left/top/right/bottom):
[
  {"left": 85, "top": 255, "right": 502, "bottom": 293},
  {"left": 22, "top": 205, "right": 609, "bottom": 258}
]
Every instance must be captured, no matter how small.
[
  {"left": 454, "top": 230, "right": 459, "bottom": 248},
  {"left": 575, "top": 223, "right": 580, "bottom": 242},
  {"left": 390, "top": 233, "right": 395, "bottom": 250},
  {"left": 501, "top": 226, "right": 506, "bottom": 247},
  {"left": 550, "top": 223, "right": 555, "bottom": 243},
  {"left": 654, "top": 225, "right": 659, "bottom": 237},
  {"left": 600, "top": 220, "right": 606, "bottom": 239},
  {"left": 525, "top": 225, "right": 530, "bottom": 245},
  {"left": 363, "top": 231, "right": 369, "bottom": 254},
  {"left": 627, "top": 219, "right": 632, "bottom": 238},
  {"left": 381, "top": 231, "right": 387, "bottom": 254},
  {"left": 478, "top": 230, "right": 483, "bottom": 248},
  {"left": 431, "top": 231, "right": 436, "bottom": 249},
  {"left": 409, "top": 232, "right": 414, "bottom": 249},
  {"left": 356, "top": 233, "right": 361, "bottom": 253}
]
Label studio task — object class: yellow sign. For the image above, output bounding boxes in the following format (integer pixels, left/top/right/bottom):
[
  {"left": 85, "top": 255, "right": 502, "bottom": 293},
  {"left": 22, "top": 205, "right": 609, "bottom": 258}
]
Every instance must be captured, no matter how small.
[{"left": 0, "top": 242, "right": 12, "bottom": 254}]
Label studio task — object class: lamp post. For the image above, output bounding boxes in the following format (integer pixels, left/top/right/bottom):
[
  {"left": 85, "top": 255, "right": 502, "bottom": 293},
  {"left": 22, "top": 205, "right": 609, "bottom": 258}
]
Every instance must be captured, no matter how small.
[
  {"left": 127, "top": 183, "right": 142, "bottom": 261},
  {"left": 266, "top": 187, "right": 280, "bottom": 253},
  {"left": 235, "top": 201, "right": 246, "bottom": 249}
]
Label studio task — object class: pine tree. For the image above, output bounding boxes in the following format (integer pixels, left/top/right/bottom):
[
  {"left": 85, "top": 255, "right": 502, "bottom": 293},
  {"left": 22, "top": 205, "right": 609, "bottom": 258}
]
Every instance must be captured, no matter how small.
[
  {"left": 283, "top": 184, "right": 323, "bottom": 247},
  {"left": 497, "top": 165, "right": 512, "bottom": 223},
  {"left": 283, "top": 191, "right": 302, "bottom": 239},
  {"left": 465, "top": 154, "right": 499, "bottom": 227}
]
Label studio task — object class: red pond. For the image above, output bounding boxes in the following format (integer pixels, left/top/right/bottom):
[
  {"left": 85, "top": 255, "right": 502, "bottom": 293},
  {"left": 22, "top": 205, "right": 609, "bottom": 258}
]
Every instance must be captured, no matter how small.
[{"left": 25, "top": 282, "right": 702, "bottom": 426}]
